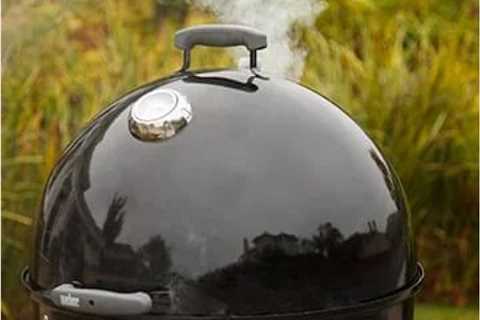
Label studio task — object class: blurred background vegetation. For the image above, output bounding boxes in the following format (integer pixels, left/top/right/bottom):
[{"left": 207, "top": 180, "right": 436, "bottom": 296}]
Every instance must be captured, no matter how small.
[{"left": 1, "top": 0, "right": 478, "bottom": 319}]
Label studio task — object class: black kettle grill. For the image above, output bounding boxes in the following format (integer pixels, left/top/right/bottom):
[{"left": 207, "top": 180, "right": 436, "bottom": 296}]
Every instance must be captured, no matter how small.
[{"left": 22, "top": 25, "right": 424, "bottom": 320}]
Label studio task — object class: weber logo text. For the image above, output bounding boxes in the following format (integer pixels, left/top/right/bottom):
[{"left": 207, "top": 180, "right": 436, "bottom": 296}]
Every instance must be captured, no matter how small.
[{"left": 60, "top": 294, "right": 80, "bottom": 308}]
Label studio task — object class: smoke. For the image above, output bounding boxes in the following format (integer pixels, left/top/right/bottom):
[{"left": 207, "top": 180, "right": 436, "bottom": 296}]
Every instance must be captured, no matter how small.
[{"left": 191, "top": 0, "right": 326, "bottom": 80}]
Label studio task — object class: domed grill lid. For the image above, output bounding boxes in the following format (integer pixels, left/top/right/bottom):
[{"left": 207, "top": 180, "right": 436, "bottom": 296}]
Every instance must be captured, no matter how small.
[{"left": 25, "top": 24, "right": 423, "bottom": 319}]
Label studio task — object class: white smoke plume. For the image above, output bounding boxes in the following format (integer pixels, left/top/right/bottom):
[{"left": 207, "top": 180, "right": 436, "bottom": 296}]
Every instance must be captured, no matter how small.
[{"left": 191, "top": 0, "right": 326, "bottom": 80}]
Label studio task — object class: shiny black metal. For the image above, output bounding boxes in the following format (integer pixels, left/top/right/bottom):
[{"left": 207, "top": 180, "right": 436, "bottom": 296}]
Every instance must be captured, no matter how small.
[
  {"left": 181, "top": 49, "right": 191, "bottom": 71},
  {"left": 30, "top": 68, "right": 420, "bottom": 319},
  {"left": 250, "top": 50, "right": 257, "bottom": 69},
  {"left": 23, "top": 263, "right": 424, "bottom": 319}
]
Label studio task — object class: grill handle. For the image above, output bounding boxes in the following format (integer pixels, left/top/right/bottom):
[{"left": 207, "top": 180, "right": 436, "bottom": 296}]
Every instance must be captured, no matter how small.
[{"left": 175, "top": 24, "right": 267, "bottom": 71}]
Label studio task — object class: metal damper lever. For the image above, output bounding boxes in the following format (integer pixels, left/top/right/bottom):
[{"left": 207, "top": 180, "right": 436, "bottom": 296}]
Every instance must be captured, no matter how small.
[
  {"left": 48, "top": 284, "right": 155, "bottom": 316},
  {"left": 21, "top": 268, "right": 170, "bottom": 316}
]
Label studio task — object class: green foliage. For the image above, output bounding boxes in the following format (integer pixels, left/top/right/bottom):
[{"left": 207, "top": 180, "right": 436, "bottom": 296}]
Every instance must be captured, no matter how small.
[
  {"left": 416, "top": 304, "right": 479, "bottom": 320},
  {"left": 1, "top": 0, "right": 478, "bottom": 318}
]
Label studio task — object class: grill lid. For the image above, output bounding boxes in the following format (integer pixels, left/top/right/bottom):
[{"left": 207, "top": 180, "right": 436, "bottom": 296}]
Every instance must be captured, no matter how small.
[{"left": 26, "top": 24, "right": 423, "bottom": 318}]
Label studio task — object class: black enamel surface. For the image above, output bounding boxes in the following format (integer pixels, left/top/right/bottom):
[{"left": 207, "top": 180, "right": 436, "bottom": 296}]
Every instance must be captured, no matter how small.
[
  {"left": 37, "top": 299, "right": 415, "bottom": 320},
  {"left": 32, "top": 69, "right": 416, "bottom": 316}
]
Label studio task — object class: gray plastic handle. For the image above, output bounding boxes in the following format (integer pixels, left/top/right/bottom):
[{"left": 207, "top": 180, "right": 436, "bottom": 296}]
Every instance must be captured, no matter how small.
[
  {"left": 174, "top": 24, "right": 267, "bottom": 70},
  {"left": 175, "top": 24, "right": 267, "bottom": 51},
  {"left": 49, "top": 284, "right": 152, "bottom": 316}
]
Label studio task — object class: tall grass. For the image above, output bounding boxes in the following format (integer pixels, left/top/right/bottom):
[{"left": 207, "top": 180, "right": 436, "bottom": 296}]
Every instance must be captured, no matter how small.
[
  {"left": 416, "top": 304, "right": 479, "bottom": 320},
  {"left": 1, "top": 0, "right": 478, "bottom": 318}
]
